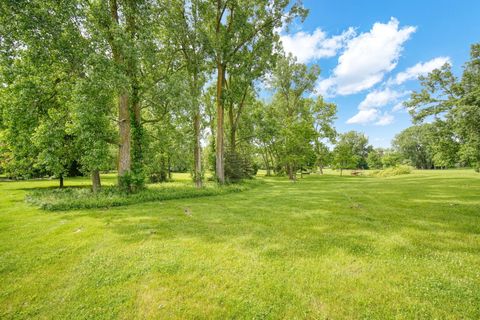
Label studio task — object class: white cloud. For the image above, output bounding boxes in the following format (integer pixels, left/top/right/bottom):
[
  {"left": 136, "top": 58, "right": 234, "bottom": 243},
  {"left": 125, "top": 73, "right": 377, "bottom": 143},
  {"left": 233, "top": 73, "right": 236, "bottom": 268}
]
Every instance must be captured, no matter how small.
[
  {"left": 346, "top": 109, "right": 379, "bottom": 124},
  {"left": 392, "top": 102, "right": 405, "bottom": 112},
  {"left": 359, "top": 88, "right": 405, "bottom": 110},
  {"left": 318, "top": 17, "right": 416, "bottom": 96},
  {"left": 375, "top": 113, "right": 394, "bottom": 126},
  {"left": 347, "top": 88, "right": 406, "bottom": 125},
  {"left": 390, "top": 56, "right": 451, "bottom": 85},
  {"left": 281, "top": 28, "right": 355, "bottom": 64},
  {"left": 315, "top": 77, "right": 336, "bottom": 96}
]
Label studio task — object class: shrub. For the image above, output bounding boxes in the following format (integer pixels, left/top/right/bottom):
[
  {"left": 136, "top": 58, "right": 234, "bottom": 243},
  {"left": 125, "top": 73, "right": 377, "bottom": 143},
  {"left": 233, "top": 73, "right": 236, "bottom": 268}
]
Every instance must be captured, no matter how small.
[
  {"left": 371, "top": 165, "right": 413, "bottom": 177},
  {"left": 224, "top": 151, "right": 256, "bottom": 182},
  {"left": 118, "top": 171, "right": 145, "bottom": 193}
]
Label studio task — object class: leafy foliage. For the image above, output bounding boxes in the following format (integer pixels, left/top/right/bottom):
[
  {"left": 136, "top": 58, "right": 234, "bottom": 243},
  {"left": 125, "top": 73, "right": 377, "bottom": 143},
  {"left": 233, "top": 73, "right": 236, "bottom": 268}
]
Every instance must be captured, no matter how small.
[{"left": 405, "top": 43, "right": 480, "bottom": 171}]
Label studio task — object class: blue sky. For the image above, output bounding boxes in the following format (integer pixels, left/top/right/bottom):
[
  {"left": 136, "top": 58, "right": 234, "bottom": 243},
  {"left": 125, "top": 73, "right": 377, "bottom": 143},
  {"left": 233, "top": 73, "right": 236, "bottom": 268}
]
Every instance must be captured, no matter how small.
[{"left": 280, "top": 0, "right": 480, "bottom": 147}]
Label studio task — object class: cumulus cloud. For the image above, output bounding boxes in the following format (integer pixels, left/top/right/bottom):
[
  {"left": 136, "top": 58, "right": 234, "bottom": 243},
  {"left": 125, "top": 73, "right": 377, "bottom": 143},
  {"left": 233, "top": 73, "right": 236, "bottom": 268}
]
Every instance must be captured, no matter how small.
[
  {"left": 359, "top": 88, "right": 405, "bottom": 110},
  {"left": 317, "top": 17, "right": 416, "bottom": 96},
  {"left": 281, "top": 27, "right": 355, "bottom": 64},
  {"left": 347, "top": 88, "right": 406, "bottom": 125},
  {"left": 392, "top": 102, "right": 405, "bottom": 112},
  {"left": 375, "top": 113, "right": 394, "bottom": 126},
  {"left": 346, "top": 109, "right": 379, "bottom": 124},
  {"left": 390, "top": 56, "right": 451, "bottom": 85}
]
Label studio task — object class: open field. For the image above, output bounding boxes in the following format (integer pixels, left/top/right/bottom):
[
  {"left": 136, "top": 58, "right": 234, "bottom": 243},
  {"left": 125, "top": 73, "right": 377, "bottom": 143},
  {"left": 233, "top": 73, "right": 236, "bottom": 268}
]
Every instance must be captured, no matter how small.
[{"left": 1, "top": 170, "right": 479, "bottom": 319}]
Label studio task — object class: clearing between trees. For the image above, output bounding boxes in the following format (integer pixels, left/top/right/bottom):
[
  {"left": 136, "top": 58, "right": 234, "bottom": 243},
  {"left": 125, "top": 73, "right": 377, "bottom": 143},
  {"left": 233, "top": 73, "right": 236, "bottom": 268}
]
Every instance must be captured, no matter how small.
[{"left": 1, "top": 170, "right": 479, "bottom": 319}]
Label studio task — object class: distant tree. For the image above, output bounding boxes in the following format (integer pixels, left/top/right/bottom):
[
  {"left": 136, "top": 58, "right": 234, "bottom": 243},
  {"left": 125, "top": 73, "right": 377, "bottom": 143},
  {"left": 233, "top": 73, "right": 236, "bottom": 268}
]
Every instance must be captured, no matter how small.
[
  {"left": 252, "top": 101, "right": 281, "bottom": 176},
  {"left": 367, "top": 149, "right": 383, "bottom": 169},
  {"left": 332, "top": 143, "right": 358, "bottom": 176},
  {"left": 381, "top": 150, "right": 402, "bottom": 168},
  {"left": 332, "top": 131, "right": 368, "bottom": 175},
  {"left": 393, "top": 125, "right": 434, "bottom": 169},
  {"left": 268, "top": 55, "right": 320, "bottom": 180},
  {"left": 406, "top": 43, "right": 480, "bottom": 171},
  {"left": 428, "top": 121, "right": 460, "bottom": 169},
  {"left": 315, "top": 142, "right": 333, "bottom": 174},
  {"left": 313, "top": 97, "right": 337, "bottom": 174}
]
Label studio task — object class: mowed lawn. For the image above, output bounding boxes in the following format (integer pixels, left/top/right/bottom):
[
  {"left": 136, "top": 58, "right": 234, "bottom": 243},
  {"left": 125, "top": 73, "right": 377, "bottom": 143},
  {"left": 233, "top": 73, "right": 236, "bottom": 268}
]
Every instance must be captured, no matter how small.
[{"left": 0, "top": 170, "right": 479, "bottom": 319}]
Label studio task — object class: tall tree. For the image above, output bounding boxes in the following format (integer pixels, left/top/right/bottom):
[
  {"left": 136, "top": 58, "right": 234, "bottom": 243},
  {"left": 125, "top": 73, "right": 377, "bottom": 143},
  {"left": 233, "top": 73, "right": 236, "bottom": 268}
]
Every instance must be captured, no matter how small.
[
  {"left": 163, "top": 0, "right": 209, "bottom": 187},
  {"left": 406, "top": 43, "right": 480, "bottom": 171},
  {"left": 203, "top": 0, "right": 307, "bottom": 183},
  {"left": 269, "top": 55, "right": 319, "bottom": 180},
  {"left": 393, "top": 124, "right": 434, "bottom": 169},
  {"left": 0, "top": 0, "right": 86, "bottom": 186},
  {"left": 312, "top": 97, "right": 337, "bottom": 173}
]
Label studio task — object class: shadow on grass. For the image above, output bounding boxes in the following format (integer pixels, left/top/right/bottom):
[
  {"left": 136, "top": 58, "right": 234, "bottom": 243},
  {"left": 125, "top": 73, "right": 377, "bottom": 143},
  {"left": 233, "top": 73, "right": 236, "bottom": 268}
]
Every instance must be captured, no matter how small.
[
  {"left": 4, "top": 172, "right": 472, "bottom": 264},
  {"left": 50, "top": 174, "right": 480, "bottom": 261}
]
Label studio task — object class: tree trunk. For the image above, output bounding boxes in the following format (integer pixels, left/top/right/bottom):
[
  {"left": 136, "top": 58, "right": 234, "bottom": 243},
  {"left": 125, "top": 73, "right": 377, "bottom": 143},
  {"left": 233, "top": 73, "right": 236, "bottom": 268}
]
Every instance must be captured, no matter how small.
[
  {"left": 194, "top": 110, "right": 202, "bottom": 188},
  {"left": 109, "top": 0, "right": 131, "bottom": 183},
  {"left": 189, "top": 70, "right": 203, "bottom": 188},
  {"left": 59, "top": 175, "right": 64, "bottom": 188},
  {"left": 91, "top": 170, "right": 101, "bottom": 193},
  {"left": 127, "top": 2, "right": 143, "bottom": 187},
  {"left": 288, "top": 164, "right": 296, "bottom": 181},
  {"left": 168, "top": 156, "right": 172, "bottom": 180},
  {"left": 340, "top": 168, "right": 343, "bottom": 176},
  {"left": 215, "top": 63, "right": 225, "bottom": 184},
  {"left": 229, "top": 105, "right": 236, "bottom": 154},
  {"left": 118, "top": 93, "right": 131, "bottom": 178},
  {"left": 261, "top": 149, "right": 270, "bottom": 176},
  {"left": 319, "top": 164, "right": 324, "bottom": 174},
  {"left": 131, "top": 81, "right": 143, "bottom": 180}
]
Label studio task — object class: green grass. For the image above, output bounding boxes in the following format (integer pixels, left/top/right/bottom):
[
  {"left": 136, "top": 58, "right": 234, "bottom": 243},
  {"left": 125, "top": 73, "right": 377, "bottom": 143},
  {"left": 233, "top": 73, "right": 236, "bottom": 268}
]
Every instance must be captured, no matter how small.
[{"left": 1, "top": 170, "right": 479, "bottom": 319}]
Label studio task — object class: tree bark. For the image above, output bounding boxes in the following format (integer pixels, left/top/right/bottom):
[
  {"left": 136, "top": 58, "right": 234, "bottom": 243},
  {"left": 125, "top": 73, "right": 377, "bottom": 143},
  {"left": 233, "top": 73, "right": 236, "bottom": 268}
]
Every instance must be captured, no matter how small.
[
  {"left": 131, "top": 80, "right": 143, "bottom": 176},
  {"left": 126, "top": 1, "right": 143, "bottom": 185},
  {"left": 194, "top": 110, "right": 202, "bottom": 188},
  {"left": 91, "top": 170, "right": 101, "bottom": 193},
  {"left": 109, "top": 0, "right": 131, "bottom": 182},
  {"left": 261, "top": 149, "right": 270, "bottom": 176},
  {"left": 288, "top": 164, "right": 296, "bottom": 181},
  {"left": 59, "top": 175, "right": 64, "bottom": 188},
  {"left": 215, "top": 63, "right": 225, "bottom": 183},
  {"left": 227, "top": 87, "right": 247, "bottom": 154},
  {"left": 228, "top": 104, "right": 236, "bottom": 153},
  {"left": 118, "top": 93, "right": 131, "bottom": 177}
]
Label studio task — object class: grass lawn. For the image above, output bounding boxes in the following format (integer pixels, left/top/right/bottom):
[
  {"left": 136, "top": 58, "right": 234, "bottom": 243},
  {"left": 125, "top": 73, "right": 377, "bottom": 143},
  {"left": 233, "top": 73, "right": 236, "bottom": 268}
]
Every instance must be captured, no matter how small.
[{"left": 1, "top": 170, "right": 479, "bottom": 319}]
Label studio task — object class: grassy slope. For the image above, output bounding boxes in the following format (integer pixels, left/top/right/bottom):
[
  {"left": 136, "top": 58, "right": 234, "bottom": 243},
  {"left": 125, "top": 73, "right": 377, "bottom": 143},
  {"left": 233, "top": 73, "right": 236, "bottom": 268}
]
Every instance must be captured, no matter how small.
[{"left": 0, "top": 170, "right": 479, "bottom": 319}]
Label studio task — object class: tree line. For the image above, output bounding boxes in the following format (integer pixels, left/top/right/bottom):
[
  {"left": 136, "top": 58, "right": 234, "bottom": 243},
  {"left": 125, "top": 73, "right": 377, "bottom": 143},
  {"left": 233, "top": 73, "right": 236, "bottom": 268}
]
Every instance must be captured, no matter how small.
[
  {"left": 0, "top": 1, "right": 478, "bottom": 193},
  {"left": 0, "top": 0, "right": 337, "bottom": 191},
  {"left": 300, "top": 44, "right": 480, "bottom": 174}
]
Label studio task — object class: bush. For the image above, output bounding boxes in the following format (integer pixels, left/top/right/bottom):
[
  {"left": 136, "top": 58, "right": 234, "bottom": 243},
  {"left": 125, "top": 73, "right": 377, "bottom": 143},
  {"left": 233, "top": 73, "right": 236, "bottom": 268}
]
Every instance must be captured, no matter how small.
[
  {"left": 224, "top": 151, "right": 256, "bottom": 182},
  {"left": 25, "top": 180, "right": 260, "bottom": 211},
  {"left": 118, "top": 171, "right": 145, "bottom": 193},
  {"left": 149, "top": 171, "right": 169, "bottom": 183},
  {"left": 371, "top": 165, "right": 413, "bottom": 177}
]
